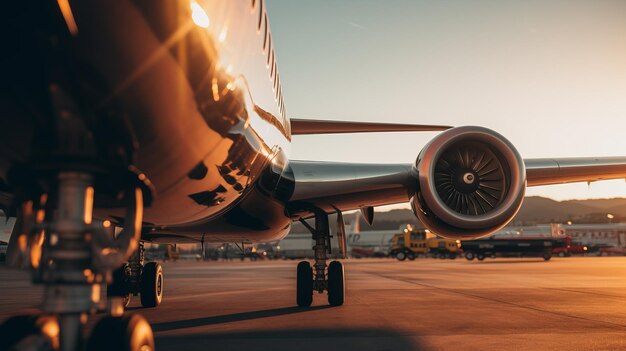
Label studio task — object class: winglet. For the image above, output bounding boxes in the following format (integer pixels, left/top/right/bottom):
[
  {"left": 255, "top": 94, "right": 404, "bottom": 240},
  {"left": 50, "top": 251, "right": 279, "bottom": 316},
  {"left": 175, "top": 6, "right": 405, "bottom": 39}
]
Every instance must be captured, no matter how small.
[{"left": 290, "top": 119, "right": 452, "bottom": 135}]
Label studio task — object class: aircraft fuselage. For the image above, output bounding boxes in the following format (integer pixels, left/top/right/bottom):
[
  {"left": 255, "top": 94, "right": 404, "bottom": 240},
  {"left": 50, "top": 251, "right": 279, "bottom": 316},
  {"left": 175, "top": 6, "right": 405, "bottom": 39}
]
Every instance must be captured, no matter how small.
[{"left": 0, "top": 1, "right": 293, "bottom": 242}]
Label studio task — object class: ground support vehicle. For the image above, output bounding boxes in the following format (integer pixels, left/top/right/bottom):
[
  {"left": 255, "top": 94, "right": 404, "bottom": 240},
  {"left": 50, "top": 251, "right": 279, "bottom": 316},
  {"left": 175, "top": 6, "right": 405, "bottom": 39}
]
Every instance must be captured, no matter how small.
[
  {"left": 389, "top": 227, "right": 461, "bottom": 261},
  {"left": 462, "top": 237, "right": 567, "bottom": 261}
]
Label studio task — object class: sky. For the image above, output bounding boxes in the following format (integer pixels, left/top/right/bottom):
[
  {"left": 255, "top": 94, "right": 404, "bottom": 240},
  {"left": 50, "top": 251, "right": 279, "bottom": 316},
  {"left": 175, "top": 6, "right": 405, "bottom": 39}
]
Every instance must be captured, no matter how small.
[{"left": 266, "top": 0, "right": 626, "bottom": 203}]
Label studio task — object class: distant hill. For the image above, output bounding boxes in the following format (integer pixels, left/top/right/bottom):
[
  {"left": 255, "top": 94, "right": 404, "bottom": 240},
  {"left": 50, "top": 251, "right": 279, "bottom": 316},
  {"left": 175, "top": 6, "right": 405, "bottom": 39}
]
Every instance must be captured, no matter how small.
[
  {"left": 513, "top": 197, "right": 626, "bottom": 225},
  {"left": 290, "top": 196, "right": 626, "bottom": 233},
  {"left": 564, "top": 198, "right": 626, "bottom": 211},
  {"left": 511, "top": 197, "right": 596, "bottom": 225}
]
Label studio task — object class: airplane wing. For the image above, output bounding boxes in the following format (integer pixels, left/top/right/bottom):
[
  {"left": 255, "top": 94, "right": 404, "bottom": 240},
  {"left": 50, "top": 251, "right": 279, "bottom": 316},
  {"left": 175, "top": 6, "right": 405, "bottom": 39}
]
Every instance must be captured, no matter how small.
[
  {"left": 290, "top": 119, "right": 452, "bottom": 135},
  {"left": 525, "top": 157, "right": 626, "bottom": 186},
  {"left": 284, "top": 126, "right": 626, "bottom": 239},
  {"left": 287, "top": 157, "right": 626, "bottom": 214},
  {"left": 286, "top": 161, "right": 415, "bottom": 215}
]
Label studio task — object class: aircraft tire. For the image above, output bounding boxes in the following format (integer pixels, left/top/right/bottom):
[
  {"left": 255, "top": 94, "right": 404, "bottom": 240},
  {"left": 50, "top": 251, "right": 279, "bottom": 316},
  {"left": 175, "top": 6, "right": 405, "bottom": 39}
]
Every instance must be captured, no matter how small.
[
  {"left": 327, "top": 261, "right": 345, "bottom": 306},
  {"left": 0, "top": 314, "right": 59, "bottom": 351},
  {"left": 87, "top": 314, "right": 154, "bottom": 351},
  {"left": 297, "top": 261, "right": 313, "bottom": 307},
  {"left": 140, "top": 262, "right": 163, "bottom": 308}
]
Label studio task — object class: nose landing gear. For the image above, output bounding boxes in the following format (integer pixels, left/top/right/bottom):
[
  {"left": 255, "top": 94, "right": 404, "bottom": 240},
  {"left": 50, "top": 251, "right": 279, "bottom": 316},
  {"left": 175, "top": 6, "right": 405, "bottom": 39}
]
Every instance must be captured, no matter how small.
[{"left": 2, "top": 171, "right": 152, "bottom": 351}]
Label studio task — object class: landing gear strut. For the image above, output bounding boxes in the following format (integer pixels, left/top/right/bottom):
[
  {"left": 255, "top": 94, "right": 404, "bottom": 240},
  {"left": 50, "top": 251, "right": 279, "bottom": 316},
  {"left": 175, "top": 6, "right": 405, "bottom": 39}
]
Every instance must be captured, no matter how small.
[
  {"left": 2, "top": 172, "right": 151, "bottom": 351},
  {"left": 0, "top": 79, "right": 156, "bottom": 350},
  {"left": 298, "top": 212, "right": 345, "bottom": 307}
]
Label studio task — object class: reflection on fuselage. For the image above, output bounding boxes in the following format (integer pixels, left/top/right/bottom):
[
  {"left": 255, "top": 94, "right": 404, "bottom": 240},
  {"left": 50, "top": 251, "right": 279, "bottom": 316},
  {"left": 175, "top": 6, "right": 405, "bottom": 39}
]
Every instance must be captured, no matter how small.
[
  {"left": 0, "top": 1, "right": 293, "bottom": 242},
  {"left": 126, "top": 1, "right": 293, "bottom": 241}
]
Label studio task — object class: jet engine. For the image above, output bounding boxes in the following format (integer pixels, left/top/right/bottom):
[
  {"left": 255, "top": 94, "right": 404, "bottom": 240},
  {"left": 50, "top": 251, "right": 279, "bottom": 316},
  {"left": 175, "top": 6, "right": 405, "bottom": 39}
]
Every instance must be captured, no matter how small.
[{"left": 412, "top": 126, "right": 526, "bottom": 239}]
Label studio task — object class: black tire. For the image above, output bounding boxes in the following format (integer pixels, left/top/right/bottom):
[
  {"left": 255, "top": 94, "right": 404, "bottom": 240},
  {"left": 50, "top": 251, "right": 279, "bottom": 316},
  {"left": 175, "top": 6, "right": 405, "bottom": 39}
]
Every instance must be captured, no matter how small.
[
  {"left": 449, "top": 253, "right": 457, "bottom": 259},
  {"left": 477, "top": 253, "right": 486, "bottom": 261},
  {"left": 327, "top": 261, "right": 345, "bottom": 306},
  {"left": 0, "top": 315, "right": 59, "bottom": 351},
  {"left": 297, "top": 261, "right": 313, "bottom": 307},
  {"left": 465, "top": 252, "right": 475, "bottom": 260},
  {"left": 395, "top": 251, "right": 407, "bottom": 261},
  {"left": 543, "top": 253, "right": 552, "bottom": 261},
  {"left": 87, "top": 314, "right": 154, "bottom": 351},
  {"left": 407, "top": 252, "right": 416, "bottom": 261},
  {"left": 140, "top": 262, "right": 163, "bottom": 308}
]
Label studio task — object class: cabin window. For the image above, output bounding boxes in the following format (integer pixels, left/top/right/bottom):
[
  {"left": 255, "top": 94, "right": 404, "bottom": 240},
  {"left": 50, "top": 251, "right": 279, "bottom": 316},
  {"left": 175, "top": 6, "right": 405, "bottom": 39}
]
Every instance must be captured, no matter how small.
[
  {"left": 257, "top": 0, "right": 264, "bottom": 31},
  {"left": 263, "top": 15, "right": 268, "bottom": 51}
]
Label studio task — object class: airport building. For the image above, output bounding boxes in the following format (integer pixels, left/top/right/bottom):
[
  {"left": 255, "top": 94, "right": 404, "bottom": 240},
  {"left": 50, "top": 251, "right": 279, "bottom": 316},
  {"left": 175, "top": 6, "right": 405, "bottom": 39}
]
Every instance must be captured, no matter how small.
[
  {"left": 502, "top": 223, "right": 626, "bottom": 248},
  {"left": 555, "top": 223, "right": 626, "bottom": 248}
]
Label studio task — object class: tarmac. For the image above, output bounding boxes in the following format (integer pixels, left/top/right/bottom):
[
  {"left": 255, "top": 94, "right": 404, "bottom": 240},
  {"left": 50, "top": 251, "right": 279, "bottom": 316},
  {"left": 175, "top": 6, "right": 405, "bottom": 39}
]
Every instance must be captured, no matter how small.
[{"left": 3, "top": 257, "right": 626, "bottom": 350}]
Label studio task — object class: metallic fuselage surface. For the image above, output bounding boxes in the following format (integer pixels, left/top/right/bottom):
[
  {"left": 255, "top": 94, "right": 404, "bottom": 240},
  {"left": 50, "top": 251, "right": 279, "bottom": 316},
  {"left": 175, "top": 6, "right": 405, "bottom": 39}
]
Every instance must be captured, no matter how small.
[{"left": 0, "top": 1, "right": 293, "bottom": 242}]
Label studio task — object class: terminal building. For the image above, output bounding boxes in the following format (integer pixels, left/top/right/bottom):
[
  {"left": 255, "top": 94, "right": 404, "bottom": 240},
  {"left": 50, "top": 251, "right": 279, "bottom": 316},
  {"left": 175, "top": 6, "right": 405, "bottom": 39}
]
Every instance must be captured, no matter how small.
[
  {"left": 498, "top": 223, "right": 626, "bottom": 248},
  {"left": 553, "top": 223, "right": 626, "bottom": 248}
]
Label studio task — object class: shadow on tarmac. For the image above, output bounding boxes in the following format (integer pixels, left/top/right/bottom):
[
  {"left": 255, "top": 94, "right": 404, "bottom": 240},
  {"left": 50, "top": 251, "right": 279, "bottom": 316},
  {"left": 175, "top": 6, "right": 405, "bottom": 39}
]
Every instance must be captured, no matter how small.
[
  {"left": 152, "top": 306, "right": 333, "bottom": 332},
  {"left": 471, "top": 259, "right": 550, "bottom": 264},
  {"left": 155, "top": 328, "right": 424, "bottom": 351}
]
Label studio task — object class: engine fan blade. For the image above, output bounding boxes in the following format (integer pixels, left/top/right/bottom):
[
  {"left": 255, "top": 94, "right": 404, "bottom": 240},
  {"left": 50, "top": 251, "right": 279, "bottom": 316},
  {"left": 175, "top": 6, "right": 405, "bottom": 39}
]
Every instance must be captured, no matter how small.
[{"left": 434, "top": 141, "right": 506, "bottom": 215}]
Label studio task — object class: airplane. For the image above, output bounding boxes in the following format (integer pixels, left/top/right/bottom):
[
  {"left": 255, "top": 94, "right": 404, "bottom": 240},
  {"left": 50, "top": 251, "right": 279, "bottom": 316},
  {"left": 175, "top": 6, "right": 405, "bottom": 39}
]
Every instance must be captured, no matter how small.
[{"left": 2, "top": 1, "right": 626, "bottom": 350}]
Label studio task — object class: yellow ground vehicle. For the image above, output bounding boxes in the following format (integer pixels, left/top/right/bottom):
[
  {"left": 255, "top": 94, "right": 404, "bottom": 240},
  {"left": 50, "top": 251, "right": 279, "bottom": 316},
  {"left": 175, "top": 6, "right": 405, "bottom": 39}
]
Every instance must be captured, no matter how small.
[{"left": 389, "top": 226, "right": 461, "bottom": 260}]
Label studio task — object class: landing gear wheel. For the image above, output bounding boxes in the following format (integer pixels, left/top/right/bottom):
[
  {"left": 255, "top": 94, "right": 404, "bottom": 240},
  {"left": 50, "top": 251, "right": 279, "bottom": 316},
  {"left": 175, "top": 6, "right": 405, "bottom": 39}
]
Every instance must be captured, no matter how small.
[
  {"left": 395, "top": 251, "right": 407, "bottom": 261},
  {"left": 0, "top": 315, "right": 60, "bottom": 351},
  {"left": 87, "top": 314, "right": 154, "bottom": 351},
  {"left": 327, "top": 261, "right": 345, "bottom": 306},
  {"left": 296, "top": 261, "right": 313, "bottom": 307},
  {"left": 140, "top": 262, "right": 163, "bottom": 308},
  {"left": 477, "top": 254, "right": 486, "bottom": 261}
]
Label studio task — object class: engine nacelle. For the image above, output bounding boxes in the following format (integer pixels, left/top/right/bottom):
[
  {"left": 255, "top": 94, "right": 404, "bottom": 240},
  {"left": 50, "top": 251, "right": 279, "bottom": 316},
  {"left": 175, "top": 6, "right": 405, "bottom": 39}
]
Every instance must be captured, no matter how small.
[{"left": 412, "top": 126, "right": 526, "bottom": 239}]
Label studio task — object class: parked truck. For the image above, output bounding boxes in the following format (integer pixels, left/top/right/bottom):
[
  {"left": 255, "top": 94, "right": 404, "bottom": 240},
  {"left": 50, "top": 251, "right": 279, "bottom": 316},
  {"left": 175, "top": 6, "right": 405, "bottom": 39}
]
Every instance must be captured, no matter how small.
[
  {"left": 461, "top": 235, "right": 567, "bottom": 261},
  {"left": 389, "top": 226, "right": 461, "bottom": 261}
]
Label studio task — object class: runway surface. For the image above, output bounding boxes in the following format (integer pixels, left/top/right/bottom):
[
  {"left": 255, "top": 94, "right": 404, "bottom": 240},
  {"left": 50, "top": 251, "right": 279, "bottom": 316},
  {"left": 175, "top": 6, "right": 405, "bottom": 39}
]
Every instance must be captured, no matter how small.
[{"left": 3, "top": 257, "right": 626, "bottom": 350}]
